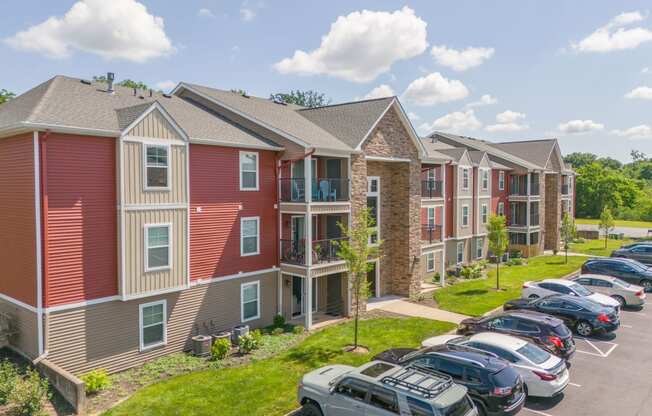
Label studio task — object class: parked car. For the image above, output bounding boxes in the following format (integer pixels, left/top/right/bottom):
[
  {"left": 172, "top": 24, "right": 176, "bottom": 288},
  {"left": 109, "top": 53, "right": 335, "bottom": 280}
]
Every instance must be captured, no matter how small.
[
  {"left": 522, "top": 278, "right": 621, "bottom": 310},
  {"left": 374, "top": 344, "right": 525, "bottom": 416},
  {"left": 581, "top": 257, "right": 652, "bottom": 291},
  {"left": 570, "top": 274, "right": 646, "bottom": 307},
  {"left": 457, "top": 310, "right": 575, "bottom": 361},
  {"left": 421, "top": 333, "right": 569, "bottom": 398},
  {"left": 611, "top": 242, "right": 652, "bottom": 265},
  {"left": 297, "top": 361, "right": 477, "bottom": 416},
  {"left": 504, "top": 294, "right": 619, "bottom": 337}
]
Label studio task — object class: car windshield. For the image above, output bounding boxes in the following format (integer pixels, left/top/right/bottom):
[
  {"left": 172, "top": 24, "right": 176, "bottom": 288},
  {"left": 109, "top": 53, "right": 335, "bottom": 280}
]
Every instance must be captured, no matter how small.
[
  {"left": 516, "top": 343, "right": 551, "bottom": 365},
  {"left": 552, "top": 323, "right": 571, "bottom": 337},
  {"left": 570, "top": 283, "right": 592, "bottom": 296}
]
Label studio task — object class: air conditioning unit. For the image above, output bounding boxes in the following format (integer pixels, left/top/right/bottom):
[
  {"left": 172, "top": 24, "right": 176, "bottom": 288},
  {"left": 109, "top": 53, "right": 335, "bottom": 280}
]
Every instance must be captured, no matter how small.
[
  {"left": 232, "top": 325, "right": 249, "bottom": 344},
  {"left": 191, "top": 335, "right": 212, "bottom": 357}
]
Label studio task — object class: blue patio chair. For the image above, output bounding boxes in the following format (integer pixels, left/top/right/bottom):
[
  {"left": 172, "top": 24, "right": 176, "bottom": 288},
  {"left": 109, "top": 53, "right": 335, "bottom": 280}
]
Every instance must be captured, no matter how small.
[{"left": 319, "top": 180, "right": 337, "bottom": 201}]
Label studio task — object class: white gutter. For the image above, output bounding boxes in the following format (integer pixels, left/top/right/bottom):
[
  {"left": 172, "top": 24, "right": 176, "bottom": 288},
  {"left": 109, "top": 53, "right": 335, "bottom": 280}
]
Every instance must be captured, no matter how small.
[{"left": 33, "top": 131, "right": 44, "bottom": 356}]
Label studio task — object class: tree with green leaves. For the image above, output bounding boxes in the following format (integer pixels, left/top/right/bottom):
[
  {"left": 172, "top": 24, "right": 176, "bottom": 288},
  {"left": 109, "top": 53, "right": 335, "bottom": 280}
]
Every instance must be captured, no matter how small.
[
  {"left": 563, "top": 152, "right": 597, "bottom": 169},
  {"left": 334, "top": 208, "right": 381, "bottom": 350},
  {"left": 230, "top": 89, "right": 248, "bottom": 97},
  {"left": 560, "top": 212, "right": 577, "bottom": 264},
  {"left": 93, "top": 75, "right": 150, "bottom": 91},
  {"left": 487, "top": 215, "right": 508, "bottom": 290},
  {"left": 599, "top": 207, "right": 615, "bottom": 249},
  {"left": 0, "top": 89, "right": 15, "bottom": 105},
  {"left": 270, "top": 90, "right": 331, "bottom": 108},
  {"left": 631, "top": 150, "right": 648, "bottom": 162}
]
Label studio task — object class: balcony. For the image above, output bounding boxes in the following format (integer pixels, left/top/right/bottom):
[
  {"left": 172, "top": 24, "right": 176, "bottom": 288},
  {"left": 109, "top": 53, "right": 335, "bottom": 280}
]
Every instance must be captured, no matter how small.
[
  {"left": 421, "top": 180, "right": 443, "bottom": 198},
  {"left": 280, "top": 237, "right": 347, "bottom": 266},
  {"left": 421, "top": 225, "right": 443, "bottom": 244},
  {"left": 509, "top": 218, "right": 527, "bottom": 227},
  {"left": 280, "top": 239, "right": 305, "bottom": 265},
  {"left": 280, "top": 178, "right": 350, "bottom": 203}
]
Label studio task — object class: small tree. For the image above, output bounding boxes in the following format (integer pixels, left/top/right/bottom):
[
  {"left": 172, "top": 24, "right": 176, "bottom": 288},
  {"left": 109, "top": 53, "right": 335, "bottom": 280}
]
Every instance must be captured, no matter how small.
[
  {"left": 487, "top": 215, "right": 508, "bottom": 290},
  {"left": 560, "top": 212, "right": 577, "bottom": 264},
  {"left": 270, "top": 90, "right": 331, "bottom": 108},
  {"left": 599, "top": 207, "right": 615, "bottom": 249},
  {"left": 334, "top": 208, "right": 381, "bottom": 350},
  {"left": 0, "top": 89, "right": 15, "bottom": 105}
]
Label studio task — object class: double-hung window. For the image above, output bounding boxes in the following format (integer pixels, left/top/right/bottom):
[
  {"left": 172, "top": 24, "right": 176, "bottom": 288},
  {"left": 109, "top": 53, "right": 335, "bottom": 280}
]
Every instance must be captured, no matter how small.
[
  {"left": 481, "top": 204, "right": 488, "bottom": 224},
  {"left": 241, "top": 217, "right": 260, "bottom": 256},
  {"left": 462, "top": 168, "right": 469, "bottom": 190},
  {"left": 498, "top": 171, "right": 505, "bottom": 190},
  {"left": 482, "top": 170, "right": 489, "bottom": 190},
  {"left": 240, "top": 151, "right": 259, "bottom": 191},
  {"left": 457, "top": 242, "right": 464, "bottom": 263},
  {"left": 145, "top": 224, "right": 171, "bottom": 271},
  {"left": 145, "top": 144, "right": 169, "bottom": 190},
  {"left": 139, "top": 300, "right": 166, "bottom": 350},
  {"left": 426, "top": 252, "right": 435, "bottom": 272},
  {"left": 462, "top": 205, "right": 469, "bottom": 227},
  {"left": 367, "top": 177, "right": 380, "bottom": 245},
  {"left": 497, "top": 202, "right": 505, "bottom": 217},
  {"left": 241, "top": 281, "right": 260, "bottom": 322},
  {"left": 427, "top": 207, "right": 436, "bottom": 227},
  {"left": 476, "top": 237, "right": 483, "bottom": 259}
]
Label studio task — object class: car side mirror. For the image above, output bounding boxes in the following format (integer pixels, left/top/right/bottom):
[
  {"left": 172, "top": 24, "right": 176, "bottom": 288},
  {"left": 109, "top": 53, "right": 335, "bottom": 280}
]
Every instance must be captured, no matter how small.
[
  {"left": 570, "top": 292, "right": 577, "bottom": 296},
  {"left": 329, "top": 385, "right": 337, "bottom": 394}
]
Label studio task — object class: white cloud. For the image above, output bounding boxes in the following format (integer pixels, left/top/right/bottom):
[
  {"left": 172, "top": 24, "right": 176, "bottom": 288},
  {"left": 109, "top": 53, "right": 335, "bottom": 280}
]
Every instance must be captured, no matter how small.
[
  {"left": 485, "top": 123, "right": 529, "bottom": 132},
  {"left": 155, "top": 80, "right": 176, "bottom": 91},
  {"left": 485, "top": 110, "right": 528, "bottom": 132},
  {"left": 198, "top": 8, "right": 215, "bottom": 18},
  {"left": 408, "top": 112, "right": 420, "bottom": 121},
  {"left": 571, "top": 11, "right": 652, "bottom": 53},
  {"left": 240, "top": 7, "right": 256, "bottom": 21},
  {"left": 361, "top": 84, "right": 395, "bottom": 100},
  {"left": 625, "top": 86, "right": 652, "bottom": 99},
  {"left": 274, "top": 7, "right": 428, "bottom": 82},
  {"left": 642, "top": 67, "right": 650, "bottom": 73},
  {"left": 495, "top": 110, "right": 525, "bottom": 124},
  {"left": 4, "top": 0, "right": 174, "bottom": 62},
  {"left": 465, "top": 94, "right": 498, "bottom": 108},
  {"left": 430, "top": 45, "right": 494, "bottom": 71},
  {"left": 612, "top": 124, "right": 652, "bottom": 139},
  {"left": 402, "top": 72, "right": 469, "bottom": 106},
  {"left": 558, "top": 119, "right": 605, "bottom": 134},
  {"left": 419, "top": 110, "right": 482, "bottom": 134}
]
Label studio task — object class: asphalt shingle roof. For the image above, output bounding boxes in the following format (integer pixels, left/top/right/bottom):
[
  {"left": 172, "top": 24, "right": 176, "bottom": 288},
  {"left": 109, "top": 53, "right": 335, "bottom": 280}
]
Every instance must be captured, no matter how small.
[{"left": 490, "top": 139, "right": 557, "bottom": 169}]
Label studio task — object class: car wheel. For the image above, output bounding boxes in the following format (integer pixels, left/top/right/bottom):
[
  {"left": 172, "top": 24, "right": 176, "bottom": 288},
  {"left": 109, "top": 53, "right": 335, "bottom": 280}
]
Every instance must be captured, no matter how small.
[
  {"left": 523, "top": 384, "right": 529, "bottom": 397},
  {"left": 301, "top": 402, "right": 323, "bottom": 416},
  {"left": 612, "top": 295, "right": 626, "bottom": 307},
  {"left": 528, "top": 294, "right": 540, "bottom": 300},
  {"left": 472, "top": 399, "right": 487, "bottom": 416},
  {"left": 576, "top": 320, "right": 593, "bottom": 337}
]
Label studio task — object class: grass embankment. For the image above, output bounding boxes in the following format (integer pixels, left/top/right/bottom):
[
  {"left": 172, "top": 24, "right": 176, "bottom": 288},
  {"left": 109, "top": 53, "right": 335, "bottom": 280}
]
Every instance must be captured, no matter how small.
[
  {"left": 576, "top": 218, "right": 652, "bottom": 229},
  {"left": 569, "top": 238, "right": 633, "bottom": 257}
]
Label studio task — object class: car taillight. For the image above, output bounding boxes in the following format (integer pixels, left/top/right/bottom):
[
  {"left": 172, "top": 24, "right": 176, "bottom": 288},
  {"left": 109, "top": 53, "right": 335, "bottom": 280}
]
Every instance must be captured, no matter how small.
[
  {"left": 597, "top": 313, "right": 610, "bottom": 323},
  {"left": 548, "top": 335, "right": 563, "bottom": 348},
  {"left": 636, "top": 290, "right": 644, "bottom": 298},
  {"left": 533, "top": 370, "right": 557, "bottom": 381},
  {"left": 492, "top": 386, "right": 513, "bottom": 397}
]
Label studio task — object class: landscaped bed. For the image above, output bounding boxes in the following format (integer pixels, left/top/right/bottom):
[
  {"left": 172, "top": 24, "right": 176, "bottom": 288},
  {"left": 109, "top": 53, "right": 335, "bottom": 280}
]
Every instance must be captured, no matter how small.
[
  {"left": 103, "top": 316, "right": 455, "bottom": 416},
  {"left": 569, "top": 238, "right": 633, "bottom": 257},
  {"left": 433, "top": 255, "right": 586, "bottom": 317}
]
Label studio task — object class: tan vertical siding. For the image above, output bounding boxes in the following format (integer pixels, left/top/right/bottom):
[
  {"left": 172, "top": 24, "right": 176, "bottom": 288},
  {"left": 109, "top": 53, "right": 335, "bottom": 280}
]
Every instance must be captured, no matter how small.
[
  {"left": 123, "top": 142, "right": 187, "bottom": 205},
  {"left": 47, "top": 271, "right": 277, "bottom": 375},
  {"left": 127, "top": 110, "right": 183, "bottom": 140},
  {"left": 124, "top": 209, "right": 187, "bottom": 297},
  {"left": 0, "top": 299, "right": 38, "bottom": 358}
]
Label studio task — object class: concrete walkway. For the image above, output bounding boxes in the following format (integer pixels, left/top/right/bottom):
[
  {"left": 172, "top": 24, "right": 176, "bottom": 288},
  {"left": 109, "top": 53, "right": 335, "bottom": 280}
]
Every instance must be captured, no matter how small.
[{"left": 367, "top": 296, "right": 470, "bottom": 324}]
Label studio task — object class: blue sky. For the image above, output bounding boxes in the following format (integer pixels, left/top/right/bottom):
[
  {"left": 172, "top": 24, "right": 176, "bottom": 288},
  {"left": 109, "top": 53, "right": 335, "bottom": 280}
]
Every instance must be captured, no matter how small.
[{"left": 3, "top": 1, "right": 652, "bottom": 161}]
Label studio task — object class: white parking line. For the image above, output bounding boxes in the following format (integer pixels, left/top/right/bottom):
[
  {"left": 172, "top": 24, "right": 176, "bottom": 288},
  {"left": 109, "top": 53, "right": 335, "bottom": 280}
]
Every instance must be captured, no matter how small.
[
  {"left": 574, "top": 337, "right": 618, "bottom": 358},
  {"left": 568, "top": 382, "right": 582, "bottom": 387},
  {"left": 621, "top": 324, "right": 633, "bottom": 328},
  {"left": 523, "top": 408, "right": 555, "bottom": 416}
]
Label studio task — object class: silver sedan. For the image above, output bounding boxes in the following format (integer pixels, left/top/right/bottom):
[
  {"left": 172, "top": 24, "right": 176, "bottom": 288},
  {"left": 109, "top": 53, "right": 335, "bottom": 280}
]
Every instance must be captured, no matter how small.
[{"left": 570, "top": 274, "right": 646, "bottom": 307}]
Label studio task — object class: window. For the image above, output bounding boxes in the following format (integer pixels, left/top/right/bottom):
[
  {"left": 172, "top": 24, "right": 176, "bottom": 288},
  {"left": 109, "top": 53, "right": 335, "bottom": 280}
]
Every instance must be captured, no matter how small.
[
  {"left": 456, "top": 242, "right": 464, "bottom": 263},
  {"left": 437, "top": 359, "right": 464, "bottom": 379},
  {"left": 510, "top": 232, "right": 526, "bottom": 245},
  {"left": 427, "top": 207, "right": 436, "bottom": 227},
  {"left": 464, "top": 367, "right": 483, "bottom": 383},
  {"left": 145, "top": 224, "right": 171, "bottom": 271},
  {"left": 145, "top": 144, "right": 169, "bottom": 189},
  {"left": 407, "top": 397, "right": 435, "bottom": 416},
  {"left": 481, "top": 204, "right": 488, "bottom": 224},
  {"left": 335, "top": 378, "right": 369, "bottom": 402},
  {"left": 497, "top": 202, "right": 505, "bottom": 217},
  {"left": 476, "top": 237, "right": 483, "bottom": 259},
  {"left": 461, "top": 168, "right": 469, "bottom": 190},
  {"left": 530, "top": 232, "right": 539, "bottom": 245},
  {"left": 481, "top": 169, "right": 489, "bottom": 190},
  {"left": 461, "top": 205, "right": 469, "bottom": 227},
  {"left": 515, "top": 320, "right": 540, "bottom": 334},
  {"left": 427, "top": 168, "right": 436, "bottom": 182},
  {"left": 498, "top": 171, "right": 505, "bottom": 190},
  {"left": 369, "top": 387, "right": 399, "bottom": 414},
  {"left": 239, "top": 151, "right": 259, "bottom": 190},
  {"left": 241, "top": 217, "right": 260, "bottom": 256},
  {"left": 139, "top": 300, "right": 166, "bottom": 351},
  {"left": 241, "top": 281, "right": 260, "bottom": 322},
  {"left": 368, "top": 177, "right": 380, "bottom": 245},
  {"left": 426, "top": 252, "right": 435, "bottom": 272}
]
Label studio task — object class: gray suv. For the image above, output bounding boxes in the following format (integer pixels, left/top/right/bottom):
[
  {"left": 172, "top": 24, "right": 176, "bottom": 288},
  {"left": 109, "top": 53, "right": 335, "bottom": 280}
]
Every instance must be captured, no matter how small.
[
  {"left": 612, "top": 242, "right": 652, "bottom": 265},
  {"left": 298, "top": 361, "right": 477, "bottom": 416}
]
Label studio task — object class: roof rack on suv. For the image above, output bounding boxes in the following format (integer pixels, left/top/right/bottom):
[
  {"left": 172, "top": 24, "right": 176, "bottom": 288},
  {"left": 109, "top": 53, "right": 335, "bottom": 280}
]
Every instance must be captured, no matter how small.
[{"left": 381, "top": 366, "right": 453, "bottom": 399}]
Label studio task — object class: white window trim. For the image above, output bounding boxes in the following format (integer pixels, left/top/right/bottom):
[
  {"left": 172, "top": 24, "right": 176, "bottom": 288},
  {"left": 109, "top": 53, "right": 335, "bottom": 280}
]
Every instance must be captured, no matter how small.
[
  {"left": 498, "top": 171, "right": 505, "bottom": 191},
  {"left": 144, "top": 223, "right": 172, "bottom": 272},
  {"left": 427, "top": 168, "right": 436, "bottom": 182},
  {"left": 240, "top": 216, "right": 260, "bottom": 257},
  {"left": 427, "top": 207, "right": 435, "bottom": 227},
  {"left": 143, "top": 143, "right": 171, "bottom": 192},
  {"left": 461, "top": 168, "right": 469, "bottom": 191},
  {"left": 426, "top": 252, "right": 435, "bottom": 272},
  {"left": 239, "top": 151, "right": 259, "bottom": 191},
  {"left": 498, "top": 202, "right": 505, "bottom": 217},
  {"left": 139, "top": 299, "right": 167, "bottom": 351},
  {"left": 476, "top": 237, "right": 483, "bottom": 259},
  {"left": 456, "top": 242, "right": 464, "bottom": 263},
  {"left": 481, "top": 203, "right": 488, "bottom": 224},
  {"left": 368, "top": 176, "right": 381, "bottom": 246},
  {"left": 241, "top": 280, "right": 261, "bottom": 322},
  {"left": 481, "top": 169, "right": 489, "bottom": 191},
  {"left": 461, "top": 205, "right": 469, "bottom": 227}
]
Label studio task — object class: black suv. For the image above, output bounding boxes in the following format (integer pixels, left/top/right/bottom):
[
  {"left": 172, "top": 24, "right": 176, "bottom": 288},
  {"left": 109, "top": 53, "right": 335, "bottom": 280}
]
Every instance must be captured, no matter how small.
[
  {"left": 458, "top": 310, "right": 575, "bottom": 360},
  {"left": 504, "top": 294, "right": 619, "bottom": 337},
  {"left": 582, "top": 257, "right": 652, "bottom": 291},
  {"left": 611, "top": 242, "right": 652, "bottom": 265},
  {"left": 374, "top": 345, "right": 525, "bottom": 416}
]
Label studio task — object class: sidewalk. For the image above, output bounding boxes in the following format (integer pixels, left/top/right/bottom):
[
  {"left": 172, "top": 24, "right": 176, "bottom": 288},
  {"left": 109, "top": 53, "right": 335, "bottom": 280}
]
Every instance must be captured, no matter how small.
[{"left": 367, "top": 296, "right": 470, "bottom": 324}]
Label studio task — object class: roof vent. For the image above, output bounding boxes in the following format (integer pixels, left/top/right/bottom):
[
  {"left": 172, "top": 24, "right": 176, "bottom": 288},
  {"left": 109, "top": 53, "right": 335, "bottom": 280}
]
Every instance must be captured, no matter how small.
[
  {"left": 80, "top": 79, "right": 92, "bottom": 85},
  {"left": 106, "top": 72, "right": 115, "bottom": 94}
]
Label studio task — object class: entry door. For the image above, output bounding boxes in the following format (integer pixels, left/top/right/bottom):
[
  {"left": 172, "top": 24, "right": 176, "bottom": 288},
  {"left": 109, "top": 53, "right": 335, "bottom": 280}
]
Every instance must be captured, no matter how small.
[
  {"left": 291, "top": 216, "right": 305, "bottom": 243},
  {"left": 327, "top": 274, "right": 342, "bottom": 315},
  {"left": 292, "top": 276, "right": 303, "bottom": 317},
  {"left": 367, "top": 262, "right": 378, "bottom": 297}
]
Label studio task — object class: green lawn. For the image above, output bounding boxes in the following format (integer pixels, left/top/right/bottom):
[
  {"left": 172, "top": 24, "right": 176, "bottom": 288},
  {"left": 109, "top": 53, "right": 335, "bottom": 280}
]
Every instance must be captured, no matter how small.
[
  {"left": 569, "top": 238, "right": 633, "bottom": 257},
  {"left": 104, "top": 318, "right": 455, "bottom": 416},
  {"left": 576, "top": 218, "right": 652, "bottom": 229},
  {"left": 433, "top": 256, "right": 586, "bottom": 317}
]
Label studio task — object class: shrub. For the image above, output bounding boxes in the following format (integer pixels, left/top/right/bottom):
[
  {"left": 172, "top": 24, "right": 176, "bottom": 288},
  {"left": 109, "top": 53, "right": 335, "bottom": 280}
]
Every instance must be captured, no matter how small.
[
  {"left": 80, "top": 368, "right": 111, "bottom": 395},
  {"left": 211, "top": 338, "right": 231, "bottom": 361},
  {"left": 238, "top": 334, "right": 257, "bottom": 354},
  {"left": 477, "top": 260, "right": 489, "bottom": 270},
  {"left": 460, "top": 263, "right": 482, "bottom": 279},
  {"left": 292, "top": 325, "right": 305, "bottom": 335},
  {"left": 250, "top": 329, "right": 263, "bottom": 346},
  {"left": 508, "top": 258, "right": 524, "bottom": 266},
  {"left": 271, "top": 327, "right": 284, "bottom": 336},
  {"left": 9, "top": 369, "right": 50, "bottom": 416},
  {"left": 0, "top": 360, "right": 18, "bottom": 405},
  {"left": 272, "top": 314, "right": 286, "bottom": 328}
]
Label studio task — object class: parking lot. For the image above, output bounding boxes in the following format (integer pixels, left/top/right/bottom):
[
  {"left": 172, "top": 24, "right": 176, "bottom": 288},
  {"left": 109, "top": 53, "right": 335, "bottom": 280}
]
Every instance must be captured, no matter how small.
[{"left": 522, "top": 302, "right": 652, "bottom": 416}]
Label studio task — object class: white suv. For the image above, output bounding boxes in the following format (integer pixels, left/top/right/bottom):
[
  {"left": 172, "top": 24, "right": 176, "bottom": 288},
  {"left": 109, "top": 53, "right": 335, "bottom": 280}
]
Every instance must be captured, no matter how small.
[
  {"left": 522, "top": 279, "right": 620, "bottom": 310},
  {"left": 297, "top": 361, "right": 477, "bottom": 416}
]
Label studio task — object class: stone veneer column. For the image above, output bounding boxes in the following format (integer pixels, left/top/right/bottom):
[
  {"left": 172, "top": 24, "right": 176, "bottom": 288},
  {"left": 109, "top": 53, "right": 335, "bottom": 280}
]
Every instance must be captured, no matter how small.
[
  {"left": 348, "top": 154, "right": 368, "bottom": 315},
  {"left": 544, "top": 173, "right": 560, "bottom": 251}
]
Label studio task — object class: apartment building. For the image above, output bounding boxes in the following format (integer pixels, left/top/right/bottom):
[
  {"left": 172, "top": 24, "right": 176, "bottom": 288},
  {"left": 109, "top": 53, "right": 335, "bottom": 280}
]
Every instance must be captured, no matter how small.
[{"left": 0, "top": 75, "right": 574, "bottom": 377}]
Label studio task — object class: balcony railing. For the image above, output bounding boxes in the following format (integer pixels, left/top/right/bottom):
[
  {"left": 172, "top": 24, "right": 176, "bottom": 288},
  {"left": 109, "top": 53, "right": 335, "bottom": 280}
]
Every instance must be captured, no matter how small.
[
  {"left": 509, "top": 218, "right": 527, "bottom": 227},
  {"left": 561, "top": 184, "right": 569, "bottom": 195},
  {"left": 280, "top": 239, "right": 305, "bottom": 265},
  {"left": 280, "top": 237, "right": 347, "bottom": 265},
  {"left": 509, "top": 187, "right": 528, "bottom": 196},
  {"left": 280, "top": 178, "right": 350, "bottom": 202},
  {"left": 421, "top": 225, "right": 443, "bottom": 244},
  {"left": 313, "top": 237, "right": 347, "bottom": 264},
  {"left": 421, "top": 180, "right": 443, "bottom": 198}
]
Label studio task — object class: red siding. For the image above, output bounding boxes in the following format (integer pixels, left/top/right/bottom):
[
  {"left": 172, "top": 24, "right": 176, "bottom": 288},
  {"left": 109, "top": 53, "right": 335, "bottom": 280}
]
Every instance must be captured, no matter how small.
[
  {"left": 44, "top": 134, "right": 118, "bottom": 306},
  {"left": 190, "top": 145, "right": 278, "bottom": 280},
  {"left": 0, "top": 134, "right": 37, "bottom": 306},
  {"left": 445, "top": 165, "right": 454, "bottom": 238},
  {"left": 492, "top": 170, "right": 509, "bottom": 218}
]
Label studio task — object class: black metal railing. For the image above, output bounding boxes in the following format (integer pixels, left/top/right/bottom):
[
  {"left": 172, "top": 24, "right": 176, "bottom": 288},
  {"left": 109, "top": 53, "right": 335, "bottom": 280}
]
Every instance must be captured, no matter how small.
[
  {"left": 509, "top": 217, "right": 527, "bottom": 227},
  {"left": 280, "top": 239, "right": 305, "bottom": 265},
  {"left": 280, "top": 178, "right": 306, "bottom": 202},
  {"left": 421, "top": 180, "right": 443, "bottom": 198},
  {"left": 561, "top": 184, "right": 569, "bottom": 195},
  {"left": 312, "top": 178, "right": 350, "bottom": 202},
  {"left": 421, "top": 225, "right": 443, "bottom": 244},
  {"left": 313, "top": 237, "right": 347, "bottom": 263}
]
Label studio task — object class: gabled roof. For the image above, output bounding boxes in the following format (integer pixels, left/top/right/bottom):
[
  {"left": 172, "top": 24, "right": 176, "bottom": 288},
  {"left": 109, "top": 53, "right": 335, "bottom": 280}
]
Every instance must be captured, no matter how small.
[
  {"left": 490, "top": 139, "right": 557, "bottom": 169},
  {"left": 437, "top": 148, "right": 468, "bottom": 164},
  {"left": 468, "top": 150, "right": 488, "bottom": 166}
]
